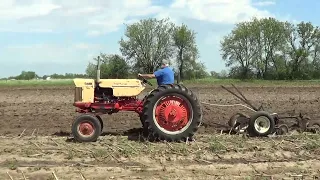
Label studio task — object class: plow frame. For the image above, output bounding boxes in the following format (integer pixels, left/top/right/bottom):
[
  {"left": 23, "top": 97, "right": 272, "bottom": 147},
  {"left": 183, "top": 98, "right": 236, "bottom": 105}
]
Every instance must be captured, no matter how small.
[{"left": 220, "top": 84, "right": 319, "bottom": 136}]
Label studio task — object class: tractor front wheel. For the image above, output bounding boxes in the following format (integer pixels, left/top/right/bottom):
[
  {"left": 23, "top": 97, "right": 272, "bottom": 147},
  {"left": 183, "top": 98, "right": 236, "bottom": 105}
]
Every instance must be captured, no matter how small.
[
  {"left": 71, "top": 114, "right": 102, "bottom": 142},
  {"left": 141, "top": 84, "right": 202, "bottom": 142}
]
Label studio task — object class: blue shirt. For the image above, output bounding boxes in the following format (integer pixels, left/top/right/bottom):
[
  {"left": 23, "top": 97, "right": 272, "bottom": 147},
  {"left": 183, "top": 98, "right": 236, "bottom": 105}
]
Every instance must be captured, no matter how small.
[{"left": 154, "top": 67, "right": 174, "bottom": 85}]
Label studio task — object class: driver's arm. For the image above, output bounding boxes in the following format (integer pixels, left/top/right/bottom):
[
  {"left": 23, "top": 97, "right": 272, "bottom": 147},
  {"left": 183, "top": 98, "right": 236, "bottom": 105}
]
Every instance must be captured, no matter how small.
[
  {"left": 139, "top": 74, "right": 155, "bottom": 79},
  {"left": 140, "top": 69, "right": 163, "bottom": 79}
]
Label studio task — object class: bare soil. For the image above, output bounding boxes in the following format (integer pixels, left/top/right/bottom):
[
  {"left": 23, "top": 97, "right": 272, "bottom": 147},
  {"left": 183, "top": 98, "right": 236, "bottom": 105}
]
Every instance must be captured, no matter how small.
[
  {"left": 1, "top": 84, "right": 320, "bottom": 179},
  {"left": 1, "top": 134, "right": 320, "bottom": 179},
  {"left": 1, "top": 85, "right": 320, "bottom": 136}
]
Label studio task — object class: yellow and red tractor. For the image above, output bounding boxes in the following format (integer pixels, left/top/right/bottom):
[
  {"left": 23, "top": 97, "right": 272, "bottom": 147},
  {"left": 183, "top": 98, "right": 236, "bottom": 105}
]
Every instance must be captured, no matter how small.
[{"left": 71, "top": 57, "right": 203, "bottom": 142}]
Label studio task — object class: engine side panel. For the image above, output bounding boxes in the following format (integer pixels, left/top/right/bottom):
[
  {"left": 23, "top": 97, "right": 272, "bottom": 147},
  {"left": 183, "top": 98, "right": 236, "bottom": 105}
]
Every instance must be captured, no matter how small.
[{"left": 98, "top": 79, "right": 146, "bottom": 97}]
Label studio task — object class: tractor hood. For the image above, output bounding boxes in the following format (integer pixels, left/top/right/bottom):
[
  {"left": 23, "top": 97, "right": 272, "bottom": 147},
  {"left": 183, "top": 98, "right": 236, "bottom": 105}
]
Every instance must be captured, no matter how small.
[{"left": 73, "top": 78, "right": 95, "bottom": 87}]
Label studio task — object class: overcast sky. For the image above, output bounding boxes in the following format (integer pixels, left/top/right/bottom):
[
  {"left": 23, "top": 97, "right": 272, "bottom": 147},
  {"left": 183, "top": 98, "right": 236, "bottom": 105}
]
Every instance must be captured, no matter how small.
[{"left": 0, "top": 0, "right": 319, "bottom": 78}]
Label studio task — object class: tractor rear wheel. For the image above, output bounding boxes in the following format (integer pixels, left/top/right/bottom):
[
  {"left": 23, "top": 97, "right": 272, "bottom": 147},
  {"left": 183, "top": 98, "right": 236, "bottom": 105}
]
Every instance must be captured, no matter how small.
[
  {"left": 141, "top": 84, "right": 202, "bottom": 142},
  {"left": 71, "top": 114, "right": 102, "bottom": 142}
]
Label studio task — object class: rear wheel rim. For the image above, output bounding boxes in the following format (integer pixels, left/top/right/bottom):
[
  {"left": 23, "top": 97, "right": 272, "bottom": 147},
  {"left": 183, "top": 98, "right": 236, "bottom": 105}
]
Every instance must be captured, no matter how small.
[
  {"left": 78, "top": 121, "right": 95, "bottom": 137},
  {"left": 153, "top": 94, "right": 193, "bottom": 135}
]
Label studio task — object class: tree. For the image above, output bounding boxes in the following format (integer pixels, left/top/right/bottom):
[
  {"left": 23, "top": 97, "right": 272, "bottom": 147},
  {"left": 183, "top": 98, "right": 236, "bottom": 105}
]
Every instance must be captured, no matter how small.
[
  {"left": 284, "top": 21, "right": 320, "bottom": 79},
  {"left": 210, "top": 71, "right": 219, "bottom": 78},
  {"left": 174, "top": 53, "right": 208, "bottom": 80},
  {"left": 106, "top": 54, "right": 130, "bottom": 78},
  {"left": 15, "top": 71, "right": 37, "bottom": 80},
  {"left": 252, "top": 17, "right": 288, "bottom": 79},
  {"left": 86, "top": 53, "right": 130, "bottom": 79},
  {"left": 183, "top": 60, "right": 209, "bottom": 79},
  {"left": 221, "top": 20, "right": 261, "bottom": 79},
  {"left": 119, "top": 18, "right": 175, "bottom": 73},
  {"left": 172, "top": 23, "right": 199, "bottom": 82},
  {"left": 219, "top": 70, "right": 228, "bottom": 78}
]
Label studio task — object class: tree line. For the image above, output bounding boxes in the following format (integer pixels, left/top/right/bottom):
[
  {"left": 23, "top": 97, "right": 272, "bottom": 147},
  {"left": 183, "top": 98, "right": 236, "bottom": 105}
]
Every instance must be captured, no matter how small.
[
  {"left": 220, "top": 17, "right": 320, "bottom": 80},
  {"left": 3, "top": 17, "right": 320, "bottom": 81},
  {"left": 3, "top": 71, "right": 87, "bottom": 80},
  {"left": 86, "top": 18, "right": 208, "bottom": 82}
]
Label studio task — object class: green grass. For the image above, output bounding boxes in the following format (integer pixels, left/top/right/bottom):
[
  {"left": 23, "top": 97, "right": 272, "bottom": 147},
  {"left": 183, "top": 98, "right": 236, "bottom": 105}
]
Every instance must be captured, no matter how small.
[
  {"left": 0, "top": 79, "right": 73, "bottom": 87},
  {"left": 1, "top": 77, "right": 320, "bottom": 87}
]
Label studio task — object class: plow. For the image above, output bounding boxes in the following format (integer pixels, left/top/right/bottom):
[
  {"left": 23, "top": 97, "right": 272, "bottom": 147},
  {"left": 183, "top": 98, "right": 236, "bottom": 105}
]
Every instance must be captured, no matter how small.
[
  {"left": 70, "top": 56, "right": 320, "bottom": 143},
  {"left": 208, "top": 84, "right": 320, "bottom": 136}
]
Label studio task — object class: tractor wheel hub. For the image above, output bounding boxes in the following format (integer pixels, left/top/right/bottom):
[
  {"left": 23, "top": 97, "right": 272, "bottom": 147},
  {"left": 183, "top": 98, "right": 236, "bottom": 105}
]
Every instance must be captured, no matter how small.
[
  {"left": 155, "top": 96, "right": 191, "bottom": 132},
  {"left": 78, "top": 122, "right": 94, "bottom": 136}
]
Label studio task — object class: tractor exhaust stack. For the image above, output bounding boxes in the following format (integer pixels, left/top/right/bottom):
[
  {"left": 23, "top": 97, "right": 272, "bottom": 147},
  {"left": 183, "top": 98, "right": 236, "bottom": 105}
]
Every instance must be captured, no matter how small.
[{"left": 96, "top": 56, "right": 101, "bottom": 82}]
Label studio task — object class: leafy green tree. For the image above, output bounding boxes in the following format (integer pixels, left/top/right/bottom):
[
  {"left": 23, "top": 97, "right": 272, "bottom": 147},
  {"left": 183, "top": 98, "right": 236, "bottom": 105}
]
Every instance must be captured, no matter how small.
[
  {"left": 105, "top": 54, "right": 130, "bottom": 78},
  {"left": 221, "top": 20, "right": 260, "bottom": 79},
  {"left": 175, "top": 53, "right": 208, "bottom": 80},
  {"left": 285, "top": 21, "right": 320, "bottom": 79},
  {"left": 210, "top": 71, "right": 219, "bottom": 78},
  {"left": 15, "top": 71, "right": 37, "bottom": 80},
  {"left": 86, "top": 53, "right": 130, "bottom": 79},
  {"left": 172, "top": 23, "right": 199, "bottom": 82},
  {"left": 183, "top": 61, "right": 209, "bottom": 79},
  {"left": 119, "top": 18, "right": 175, "bottom": 73},
  {"left": 252, "top": 18, "right": 288, "bottom": 79},
  {"left": 86, "top": 53, "right": 108, "bottom": 78}
]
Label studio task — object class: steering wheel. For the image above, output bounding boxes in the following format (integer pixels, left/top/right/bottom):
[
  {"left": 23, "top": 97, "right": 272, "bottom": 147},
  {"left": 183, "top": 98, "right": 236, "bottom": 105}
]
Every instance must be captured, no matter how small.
[{"left": 138, "top": 75, "right": 153, "bottom": 86}]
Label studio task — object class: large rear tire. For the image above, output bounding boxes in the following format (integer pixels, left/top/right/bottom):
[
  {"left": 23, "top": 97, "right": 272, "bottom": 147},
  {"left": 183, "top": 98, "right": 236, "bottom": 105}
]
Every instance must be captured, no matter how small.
[{"left": 141, "top": 84, "right": 202, "bottom": 142}]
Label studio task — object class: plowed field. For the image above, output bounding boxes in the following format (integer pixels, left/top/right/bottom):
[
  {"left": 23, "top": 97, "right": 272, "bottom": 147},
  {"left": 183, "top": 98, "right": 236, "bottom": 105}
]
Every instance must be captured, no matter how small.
[{"left": 1, "top": 84, "right": 320, "bottom": 179}]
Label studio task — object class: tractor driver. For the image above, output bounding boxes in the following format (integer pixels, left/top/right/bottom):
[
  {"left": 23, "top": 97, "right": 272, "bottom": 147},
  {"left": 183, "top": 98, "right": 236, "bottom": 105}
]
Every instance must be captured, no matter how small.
[{"left": 138, "top": 59, "right": 174, "bottom": 86}]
